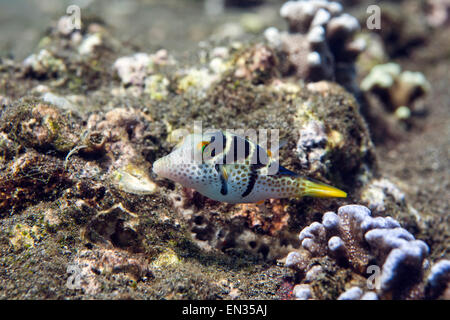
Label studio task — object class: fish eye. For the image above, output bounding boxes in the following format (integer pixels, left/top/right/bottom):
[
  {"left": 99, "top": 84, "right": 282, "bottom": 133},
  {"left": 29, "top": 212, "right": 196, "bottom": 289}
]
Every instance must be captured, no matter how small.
[{"left": 197, "top": 141, "right": 210, "bottom": 153}]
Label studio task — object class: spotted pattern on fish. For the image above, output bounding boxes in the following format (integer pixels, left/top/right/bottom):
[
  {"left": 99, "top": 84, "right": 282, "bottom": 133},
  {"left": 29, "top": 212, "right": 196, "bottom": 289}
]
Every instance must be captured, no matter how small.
[{"left": 153, "top": 131, "right": 347, "bottom": 203}]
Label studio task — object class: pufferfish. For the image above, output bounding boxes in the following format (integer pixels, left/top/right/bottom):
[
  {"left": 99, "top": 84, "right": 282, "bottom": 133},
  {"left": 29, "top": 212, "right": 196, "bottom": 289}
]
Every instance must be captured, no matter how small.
[{"left": 152, "top": 131, "right": 346, "bottom": 204}]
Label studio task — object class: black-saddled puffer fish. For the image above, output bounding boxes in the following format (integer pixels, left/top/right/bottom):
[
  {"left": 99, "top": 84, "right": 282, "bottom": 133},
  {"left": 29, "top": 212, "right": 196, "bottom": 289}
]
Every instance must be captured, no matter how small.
[{"left": 152, "top": 131, "right": 346, "bottom": 204}]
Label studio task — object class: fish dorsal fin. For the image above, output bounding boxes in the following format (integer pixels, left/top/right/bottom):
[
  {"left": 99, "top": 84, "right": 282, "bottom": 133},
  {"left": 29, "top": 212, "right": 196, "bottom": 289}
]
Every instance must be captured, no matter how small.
[{"left": 277, "top": 165, "right": 299, "bottom": 177}]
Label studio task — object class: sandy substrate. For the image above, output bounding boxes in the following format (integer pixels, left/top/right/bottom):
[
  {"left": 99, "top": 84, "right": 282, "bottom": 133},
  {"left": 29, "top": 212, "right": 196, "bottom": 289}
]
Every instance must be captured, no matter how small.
[{"left": 377, "top": 48, "right": 450, "bottom": 261}]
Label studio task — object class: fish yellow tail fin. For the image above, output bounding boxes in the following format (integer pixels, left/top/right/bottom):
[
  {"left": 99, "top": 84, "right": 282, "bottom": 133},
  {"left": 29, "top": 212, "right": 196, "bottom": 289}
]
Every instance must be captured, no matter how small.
[{"left": 300, "top": 178, "right": 347, "bottom": 198}]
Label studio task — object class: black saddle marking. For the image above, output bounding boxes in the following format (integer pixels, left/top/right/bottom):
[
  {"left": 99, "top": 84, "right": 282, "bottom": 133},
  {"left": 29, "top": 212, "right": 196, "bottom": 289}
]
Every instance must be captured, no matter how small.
[{"left": 242, "top": 165, "right": 259, "bottom": 198}]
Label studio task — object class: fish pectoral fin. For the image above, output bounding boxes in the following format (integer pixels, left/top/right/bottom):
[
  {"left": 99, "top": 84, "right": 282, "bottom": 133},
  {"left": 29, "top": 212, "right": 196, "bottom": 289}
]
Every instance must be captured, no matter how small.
[
  {"left": 221, "top": 166, "right": 228, "bottom": 181},
  {"left": 215, "top": 164, "right": 229, "bottom": 195},
  {"left": 215, "top": 164, "right": 229, "bottom": 181}
]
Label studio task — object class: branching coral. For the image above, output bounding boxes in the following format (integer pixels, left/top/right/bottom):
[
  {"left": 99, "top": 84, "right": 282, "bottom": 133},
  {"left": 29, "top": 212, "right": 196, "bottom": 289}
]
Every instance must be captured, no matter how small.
[
  {"left": 337, "top": 286, "right": 378, "bottom": 300},
  {"left": 424, "top": 259, "right": 450, "bottom": 299},
  {"left": 284, "top": 204, "right": 441, "bottom": 299},
  {"left": 361, "top": 63, "right": 430, "bottom": 113},
  {"left": 265, "top": 0, "right": 364, "bottom": 92}
]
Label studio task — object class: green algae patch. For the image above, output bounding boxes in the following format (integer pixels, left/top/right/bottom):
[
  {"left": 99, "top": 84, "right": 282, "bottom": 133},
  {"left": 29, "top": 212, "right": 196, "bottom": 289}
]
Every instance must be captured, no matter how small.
[{"left": 8, "top": 224, "right": 44, "bottom": 252}]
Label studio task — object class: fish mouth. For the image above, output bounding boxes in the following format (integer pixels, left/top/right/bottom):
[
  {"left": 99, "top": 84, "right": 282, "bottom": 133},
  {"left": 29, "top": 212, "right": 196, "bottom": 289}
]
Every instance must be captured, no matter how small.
[
  {"left": 153, "top": 157, "right": 179, "bottom": 181},
  {"left": 152, "top": 158, "right": 165, "bottom": 177}
]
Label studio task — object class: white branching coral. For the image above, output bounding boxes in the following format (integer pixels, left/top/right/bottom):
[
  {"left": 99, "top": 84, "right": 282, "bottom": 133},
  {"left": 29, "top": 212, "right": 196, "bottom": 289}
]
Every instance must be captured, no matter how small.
[
  {"left": 361, "top": 62, "right": 431, "bottom": 111},
  {"left": 425, "top": 259, "right": 450, "bottom": 299},
  {"left": 265, "top": 0, "right": 364, "bottom": 92}
]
